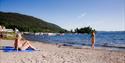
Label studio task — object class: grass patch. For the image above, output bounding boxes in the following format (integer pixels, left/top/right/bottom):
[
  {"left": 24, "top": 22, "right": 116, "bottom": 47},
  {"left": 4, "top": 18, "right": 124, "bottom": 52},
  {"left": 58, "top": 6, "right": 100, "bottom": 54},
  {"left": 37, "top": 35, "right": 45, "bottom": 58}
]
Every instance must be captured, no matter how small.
[
  {"left": 3, "top": 36, "right": 16, "bottom": 40},
  {"left": 2, "top": 32, "right": 16, "bottom": 40}
]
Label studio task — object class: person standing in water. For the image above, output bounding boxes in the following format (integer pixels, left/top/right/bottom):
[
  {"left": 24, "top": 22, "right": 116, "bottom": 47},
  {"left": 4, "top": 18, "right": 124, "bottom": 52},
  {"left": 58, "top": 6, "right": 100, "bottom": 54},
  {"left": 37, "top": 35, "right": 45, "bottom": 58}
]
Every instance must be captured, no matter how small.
[{"left": 91, "top": 31, "right": 95, "bottom": 48}]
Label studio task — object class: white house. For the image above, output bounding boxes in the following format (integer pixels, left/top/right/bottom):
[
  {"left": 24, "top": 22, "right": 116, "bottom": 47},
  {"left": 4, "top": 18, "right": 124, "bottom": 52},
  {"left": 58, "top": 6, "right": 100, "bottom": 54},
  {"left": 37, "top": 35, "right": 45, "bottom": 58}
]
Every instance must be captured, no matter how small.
[{"left": 5, "top": 29, "right": 14, "bottom": 32}]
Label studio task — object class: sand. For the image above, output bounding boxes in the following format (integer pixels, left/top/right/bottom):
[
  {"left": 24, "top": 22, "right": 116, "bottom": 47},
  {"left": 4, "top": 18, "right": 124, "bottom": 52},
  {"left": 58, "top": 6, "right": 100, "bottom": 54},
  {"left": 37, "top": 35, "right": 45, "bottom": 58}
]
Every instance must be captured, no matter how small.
[{"left": 0, "top": 40, "right": 125, "bottom": 63}]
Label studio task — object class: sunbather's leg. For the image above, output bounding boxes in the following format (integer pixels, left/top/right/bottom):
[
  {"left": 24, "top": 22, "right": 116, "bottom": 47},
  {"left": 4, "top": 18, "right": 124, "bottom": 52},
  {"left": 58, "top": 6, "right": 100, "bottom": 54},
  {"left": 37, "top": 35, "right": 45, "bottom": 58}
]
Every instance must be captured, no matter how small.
[{"left": 20, "top": 41, "right": 36, "bottom": 50}]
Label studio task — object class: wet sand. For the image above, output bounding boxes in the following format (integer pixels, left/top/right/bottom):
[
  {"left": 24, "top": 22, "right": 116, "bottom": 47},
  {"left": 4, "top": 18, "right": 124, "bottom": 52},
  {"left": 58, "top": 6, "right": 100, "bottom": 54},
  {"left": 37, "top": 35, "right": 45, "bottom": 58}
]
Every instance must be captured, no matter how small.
[{"left": 0, "top": 40, "right": 125, "bottom": 63}]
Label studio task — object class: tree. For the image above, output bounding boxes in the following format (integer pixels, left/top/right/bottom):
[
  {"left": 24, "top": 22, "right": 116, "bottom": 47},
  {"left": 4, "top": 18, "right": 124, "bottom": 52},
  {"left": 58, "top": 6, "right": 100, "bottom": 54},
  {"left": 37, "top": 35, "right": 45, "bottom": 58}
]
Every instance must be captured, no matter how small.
[
  {"left": 74, "top": 28, "right": 79, "bottom": 33},
  {"left": 70, "top": 29, "right": 73, "bottom": 33},
  {"left": 74, "top": 26, "right": 96, "bottom": 34}
]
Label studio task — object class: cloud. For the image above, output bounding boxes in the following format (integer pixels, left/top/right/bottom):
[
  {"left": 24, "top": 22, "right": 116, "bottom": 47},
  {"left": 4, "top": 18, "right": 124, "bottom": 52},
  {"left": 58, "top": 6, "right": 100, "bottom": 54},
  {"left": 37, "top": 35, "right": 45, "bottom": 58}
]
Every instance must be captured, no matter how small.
[{"left": 77, "top": 12, "right": 87, "bottom": 19}]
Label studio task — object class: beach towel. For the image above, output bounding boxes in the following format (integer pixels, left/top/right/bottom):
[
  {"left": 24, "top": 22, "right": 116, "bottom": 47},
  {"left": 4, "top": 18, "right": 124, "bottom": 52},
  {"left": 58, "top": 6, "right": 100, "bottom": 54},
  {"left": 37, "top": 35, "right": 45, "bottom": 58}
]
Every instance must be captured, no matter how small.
[{"left": 2, "top": 46, "right": 35, "bottom": 52}]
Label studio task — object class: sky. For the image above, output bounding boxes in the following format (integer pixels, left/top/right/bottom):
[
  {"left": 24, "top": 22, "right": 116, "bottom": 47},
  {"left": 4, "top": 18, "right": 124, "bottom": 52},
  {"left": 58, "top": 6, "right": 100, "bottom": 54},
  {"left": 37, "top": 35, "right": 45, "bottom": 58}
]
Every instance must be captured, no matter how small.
[{"left": 0, "top": 0, "right": 125, "bottom": 31}]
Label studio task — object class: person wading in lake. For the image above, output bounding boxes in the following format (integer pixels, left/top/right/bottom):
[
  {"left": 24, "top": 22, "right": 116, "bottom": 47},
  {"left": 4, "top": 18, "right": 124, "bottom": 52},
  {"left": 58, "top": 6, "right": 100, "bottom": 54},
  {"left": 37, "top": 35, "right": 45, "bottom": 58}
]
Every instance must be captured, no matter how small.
[{"left": 91, "top": 31, "right": 95, "bottom": 48}]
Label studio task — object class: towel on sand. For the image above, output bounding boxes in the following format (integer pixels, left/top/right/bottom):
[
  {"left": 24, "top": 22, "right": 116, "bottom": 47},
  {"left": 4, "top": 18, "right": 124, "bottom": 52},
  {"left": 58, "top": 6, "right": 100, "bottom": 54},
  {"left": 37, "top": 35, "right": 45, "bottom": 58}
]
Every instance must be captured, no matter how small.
[{"left": 2, "top": 46, "right": 35, "bottom": 52}]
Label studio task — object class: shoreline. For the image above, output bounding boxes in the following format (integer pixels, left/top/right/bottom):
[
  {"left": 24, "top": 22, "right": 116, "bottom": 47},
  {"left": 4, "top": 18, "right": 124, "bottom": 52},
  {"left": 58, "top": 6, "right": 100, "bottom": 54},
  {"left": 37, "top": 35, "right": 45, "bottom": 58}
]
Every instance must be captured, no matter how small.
[
  {"left": 23, "top": 32, "right": 125, "bottom": 51},
  {"left": 23, "top": 39, "right": 125, "bottom": 52},
  {"left": 0, "top": 40, "right": 125, "bottom": 63}
]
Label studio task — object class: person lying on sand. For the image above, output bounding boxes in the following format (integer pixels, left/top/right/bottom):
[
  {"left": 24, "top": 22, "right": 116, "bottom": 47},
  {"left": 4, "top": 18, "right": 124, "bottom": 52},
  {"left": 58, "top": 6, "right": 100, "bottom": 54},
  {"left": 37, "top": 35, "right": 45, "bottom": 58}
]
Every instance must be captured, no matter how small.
[{"left": 14, "top": 33, "right": 37, "bottom": 50}]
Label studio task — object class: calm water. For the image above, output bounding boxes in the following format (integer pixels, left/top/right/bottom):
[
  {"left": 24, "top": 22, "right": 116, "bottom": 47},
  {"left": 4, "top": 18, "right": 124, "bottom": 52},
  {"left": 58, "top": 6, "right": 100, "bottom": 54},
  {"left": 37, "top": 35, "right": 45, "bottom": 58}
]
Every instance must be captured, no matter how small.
[{"left": 24, "top": 31, "right": 125, "bottom": 49}]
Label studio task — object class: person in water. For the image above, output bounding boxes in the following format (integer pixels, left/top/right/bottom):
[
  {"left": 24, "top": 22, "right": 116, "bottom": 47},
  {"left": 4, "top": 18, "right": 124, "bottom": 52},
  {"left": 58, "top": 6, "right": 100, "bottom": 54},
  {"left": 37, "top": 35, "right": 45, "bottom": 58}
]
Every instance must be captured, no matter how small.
[
  {"left": 14, "top": 33, "right": 37, "bottom": 50},
  {"left": 91, "top": 31, "right": 95, "bottom": 48}
]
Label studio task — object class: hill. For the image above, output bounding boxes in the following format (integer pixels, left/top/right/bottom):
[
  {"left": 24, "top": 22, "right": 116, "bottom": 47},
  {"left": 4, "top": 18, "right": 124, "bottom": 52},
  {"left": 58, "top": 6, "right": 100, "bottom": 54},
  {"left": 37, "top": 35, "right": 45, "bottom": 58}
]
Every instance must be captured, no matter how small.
[{"left": 0, "top": 12, "right": 65, "bottom": 32}]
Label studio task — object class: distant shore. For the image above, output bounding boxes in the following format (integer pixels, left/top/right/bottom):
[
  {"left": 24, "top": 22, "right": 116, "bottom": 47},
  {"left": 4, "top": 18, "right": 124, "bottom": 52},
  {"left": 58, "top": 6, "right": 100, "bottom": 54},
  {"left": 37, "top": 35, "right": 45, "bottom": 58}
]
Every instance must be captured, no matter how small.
[{"left": 0, "top": 40, "right": 125, "bottom": 63}]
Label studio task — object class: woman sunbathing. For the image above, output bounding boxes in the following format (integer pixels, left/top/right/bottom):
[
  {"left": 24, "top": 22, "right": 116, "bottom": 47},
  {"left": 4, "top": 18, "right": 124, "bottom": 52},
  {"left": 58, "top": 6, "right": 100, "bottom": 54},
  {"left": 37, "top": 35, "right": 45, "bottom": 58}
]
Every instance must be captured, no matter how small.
[{"left": 14, "top": 33, "right": 37, "bottom": 50}]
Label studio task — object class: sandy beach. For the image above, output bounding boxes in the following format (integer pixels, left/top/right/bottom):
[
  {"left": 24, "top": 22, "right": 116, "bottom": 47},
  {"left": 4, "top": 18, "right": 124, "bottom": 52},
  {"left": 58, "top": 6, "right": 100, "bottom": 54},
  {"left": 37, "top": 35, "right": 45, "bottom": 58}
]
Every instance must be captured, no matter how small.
[{"left": 0, "top": 40, "right": 125, "bottom": 63}]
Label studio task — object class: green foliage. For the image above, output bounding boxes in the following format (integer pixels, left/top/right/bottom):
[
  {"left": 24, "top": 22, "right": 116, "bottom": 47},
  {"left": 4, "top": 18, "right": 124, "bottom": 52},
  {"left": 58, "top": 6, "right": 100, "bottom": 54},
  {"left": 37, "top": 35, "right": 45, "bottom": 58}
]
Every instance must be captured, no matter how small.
[
  {"left": 3, "top": 36, "right": 15, "bottom": 40},
  {"left": 74, "top": 26, "right": 96, "bottom": 34},
  {"left": 0, "top": 12, "right": 65, "bottom": 32},
  {"left": 59, "top": 29, "right": 69, "bottom": 33},
  {"left": 2, "top": 32, "right": 16, "bottom": 40}
]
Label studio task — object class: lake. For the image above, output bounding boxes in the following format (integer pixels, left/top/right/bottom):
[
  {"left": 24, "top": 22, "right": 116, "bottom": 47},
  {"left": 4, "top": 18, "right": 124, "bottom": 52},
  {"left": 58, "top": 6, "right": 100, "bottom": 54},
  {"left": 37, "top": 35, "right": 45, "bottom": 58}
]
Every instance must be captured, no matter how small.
[{"left": 24, "top": 31, "right": 125, "bottom": 50}]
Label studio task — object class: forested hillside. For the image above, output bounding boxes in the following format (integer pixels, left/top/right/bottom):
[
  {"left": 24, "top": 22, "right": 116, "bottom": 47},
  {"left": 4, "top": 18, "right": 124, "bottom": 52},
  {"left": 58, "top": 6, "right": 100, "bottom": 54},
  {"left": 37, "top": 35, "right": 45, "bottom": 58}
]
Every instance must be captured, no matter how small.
[{"left": 0, "top": 12, "right": 65, "bottom": 32}]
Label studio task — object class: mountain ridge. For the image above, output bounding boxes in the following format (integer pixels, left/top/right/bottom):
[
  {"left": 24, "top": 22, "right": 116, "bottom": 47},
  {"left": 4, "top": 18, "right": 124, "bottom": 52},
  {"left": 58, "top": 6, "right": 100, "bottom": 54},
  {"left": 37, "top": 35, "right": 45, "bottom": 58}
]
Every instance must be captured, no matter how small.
[{"left": 0, "top": 11, "right": 65, "bottom": 32}]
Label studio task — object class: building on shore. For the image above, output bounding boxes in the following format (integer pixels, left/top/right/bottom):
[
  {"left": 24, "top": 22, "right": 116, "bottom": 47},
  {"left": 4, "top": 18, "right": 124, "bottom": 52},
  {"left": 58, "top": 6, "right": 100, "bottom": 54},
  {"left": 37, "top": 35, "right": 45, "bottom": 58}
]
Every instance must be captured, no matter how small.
[{"left": 0, "top": 25, "right": 14, "bottom": 32}]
